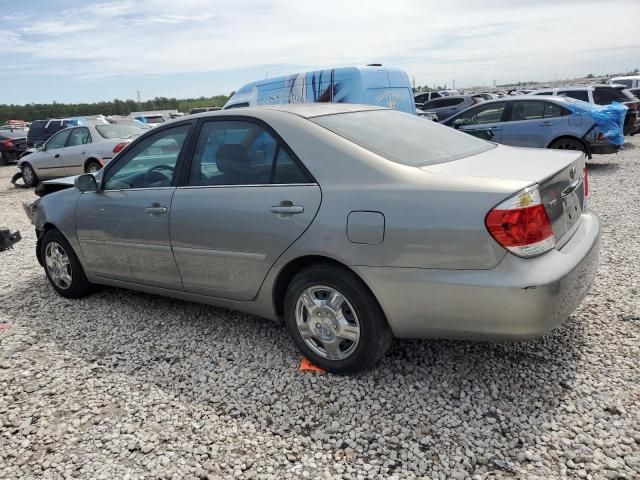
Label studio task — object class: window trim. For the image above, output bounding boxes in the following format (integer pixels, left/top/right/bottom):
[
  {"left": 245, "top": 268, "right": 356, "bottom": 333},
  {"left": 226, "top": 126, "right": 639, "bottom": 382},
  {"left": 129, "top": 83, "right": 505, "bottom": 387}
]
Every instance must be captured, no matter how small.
[
  {"left": 99, "top": 120, "right": 195, "bottom": 192},
  {"left": 179, "top": 115, "right": 316, "bottom": 188}
]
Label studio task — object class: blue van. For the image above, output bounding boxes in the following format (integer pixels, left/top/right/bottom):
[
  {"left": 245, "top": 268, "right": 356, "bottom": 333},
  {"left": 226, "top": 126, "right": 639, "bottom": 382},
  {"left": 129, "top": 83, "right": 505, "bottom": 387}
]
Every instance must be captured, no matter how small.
[{"left": 223, "top": 65, "right": 416, "bottom": 114}]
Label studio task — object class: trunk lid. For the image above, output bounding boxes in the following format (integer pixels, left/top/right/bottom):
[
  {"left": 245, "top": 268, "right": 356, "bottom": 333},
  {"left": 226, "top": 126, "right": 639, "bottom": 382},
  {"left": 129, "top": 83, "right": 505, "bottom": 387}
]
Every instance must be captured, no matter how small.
[{"left": 422, "top": 144, "right": 586, "bottom": 246}]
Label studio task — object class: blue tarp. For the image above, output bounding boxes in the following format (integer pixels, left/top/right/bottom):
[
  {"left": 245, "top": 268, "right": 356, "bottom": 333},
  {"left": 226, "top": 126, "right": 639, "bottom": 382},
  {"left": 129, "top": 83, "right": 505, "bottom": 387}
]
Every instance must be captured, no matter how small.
[{"left": 566, "top": 100, "right": 627, "bottom": 146}]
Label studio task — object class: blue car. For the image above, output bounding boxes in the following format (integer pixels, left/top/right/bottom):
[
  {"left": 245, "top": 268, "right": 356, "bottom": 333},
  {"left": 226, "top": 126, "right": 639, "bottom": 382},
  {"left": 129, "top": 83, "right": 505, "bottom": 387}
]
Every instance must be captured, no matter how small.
[{"left": 441, "top": 96, "right": 623, "bottom": 156}]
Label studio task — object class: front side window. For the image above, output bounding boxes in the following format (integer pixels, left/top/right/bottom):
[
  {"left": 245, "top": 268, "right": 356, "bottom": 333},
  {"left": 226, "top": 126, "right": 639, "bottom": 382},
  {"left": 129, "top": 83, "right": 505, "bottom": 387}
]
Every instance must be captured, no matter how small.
[
  {"left": 187, "top": 120, "right": 309, "bottom": 186},
  {"left": 453, "top": 102, "right": 507, "bottom": 125},
  {"left": 67, "top": 127, "right": 92, "bottom": 147},
  {"left": 510, "top": 101, "right": 545, "bottom": 121},
  {"left": 44, "top": 130, "right": 71, "bottom": 150},
  {"left": 103, "top": 124, "right": 191, "bottom": 190}
]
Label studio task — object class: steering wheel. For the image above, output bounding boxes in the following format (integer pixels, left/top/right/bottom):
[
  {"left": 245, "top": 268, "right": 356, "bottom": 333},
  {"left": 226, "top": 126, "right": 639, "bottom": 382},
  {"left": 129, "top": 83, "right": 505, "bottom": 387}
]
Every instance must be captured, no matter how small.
[{"left": 144, "top": 164, "right": 175, "bottom": 186}]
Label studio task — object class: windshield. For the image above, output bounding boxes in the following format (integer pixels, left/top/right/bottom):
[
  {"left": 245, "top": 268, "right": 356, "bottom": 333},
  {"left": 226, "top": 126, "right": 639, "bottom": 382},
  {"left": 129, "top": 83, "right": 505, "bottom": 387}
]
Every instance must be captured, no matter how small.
[
  {"left": 144, "top": 115, "right": 166, "bottom": 123},
  {"left": 96, "top": 124, "right": 145, "bottom": 139},
  {"left": 311, "top": 109, "right": 496, "bottom": 166}
]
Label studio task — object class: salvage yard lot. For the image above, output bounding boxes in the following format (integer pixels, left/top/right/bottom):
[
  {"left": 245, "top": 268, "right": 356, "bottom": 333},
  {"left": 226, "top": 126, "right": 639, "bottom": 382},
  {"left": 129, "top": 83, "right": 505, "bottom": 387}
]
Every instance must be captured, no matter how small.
[{"left": 1, "top": 139, "right": 639, "bottom": 479}]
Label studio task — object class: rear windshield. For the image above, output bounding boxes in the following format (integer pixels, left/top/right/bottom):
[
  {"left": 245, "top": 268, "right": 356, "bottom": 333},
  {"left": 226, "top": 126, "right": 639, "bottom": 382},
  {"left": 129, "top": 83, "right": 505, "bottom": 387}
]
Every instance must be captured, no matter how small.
[
  {"left": 144, "top": 115, "right": 165, "bottom": 123},
  {"left": 95, "top": 124, "right": 145, "bottom": 139},
  {"left": 593, "top": 87, "right": 628, "bottom": 105},
  {"left": 311, "top": 109, "right": 495, "bottom": 166}
]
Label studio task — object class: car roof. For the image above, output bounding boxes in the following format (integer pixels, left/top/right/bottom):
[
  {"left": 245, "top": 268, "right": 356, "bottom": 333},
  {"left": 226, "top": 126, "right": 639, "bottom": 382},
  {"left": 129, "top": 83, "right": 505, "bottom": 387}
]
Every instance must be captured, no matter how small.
[{"left": 192, "top": 103, "right": 386, "bottom": 120}]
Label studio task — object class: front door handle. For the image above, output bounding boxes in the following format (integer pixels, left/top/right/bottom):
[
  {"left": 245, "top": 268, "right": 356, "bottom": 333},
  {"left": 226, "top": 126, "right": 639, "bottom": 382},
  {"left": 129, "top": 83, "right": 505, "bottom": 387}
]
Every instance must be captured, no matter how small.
[
  {"left": 271, "top": 201, "right": 304, "bottom": 218},
  {"left": 145, "top": 204, "right": 168, "bottom": 215},
  {"left": 54, "top": 154, "right": 60, "bottom": 158},
  {"left": 540, "top": 121, "right": 554, "bottom": 126}
]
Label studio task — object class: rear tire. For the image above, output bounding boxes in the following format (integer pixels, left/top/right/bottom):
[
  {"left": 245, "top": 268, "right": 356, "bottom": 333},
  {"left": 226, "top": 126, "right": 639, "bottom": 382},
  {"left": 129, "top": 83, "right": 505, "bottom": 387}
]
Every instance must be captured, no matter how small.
[
  {"left": 284, "top": 263, "right": 393, "bottom": 374},
  {"left": 21, "top": 163, "right": 38, "bottom": 187},
  {"left": 548, "top": 137, "right": 586, "bottom": 153},
  {"left": 84, "top": 160, "right": 102, "bottom": 174},
  {"left": 40, "top": 229, "right": 93, "bottom": 299}
]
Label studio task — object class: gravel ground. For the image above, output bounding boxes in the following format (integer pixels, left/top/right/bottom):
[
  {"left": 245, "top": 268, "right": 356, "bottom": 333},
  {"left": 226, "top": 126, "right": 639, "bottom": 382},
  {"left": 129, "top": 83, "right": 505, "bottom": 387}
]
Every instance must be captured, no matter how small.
[{"left": 1, "top": 140, "right": 639, "bottom": 480}]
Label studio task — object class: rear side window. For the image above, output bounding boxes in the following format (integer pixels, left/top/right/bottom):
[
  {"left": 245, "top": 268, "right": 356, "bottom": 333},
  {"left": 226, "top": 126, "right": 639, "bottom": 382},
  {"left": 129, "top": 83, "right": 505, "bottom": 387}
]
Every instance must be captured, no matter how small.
[
  {"left": 67, "top": 127, "right": 92, "bottom": 146},
  {"left": 544, "top": 103, "right": 567, "bottom": 118},
  {"left": 312, "top": 109, "right": 496, "bottom": 167},
  {"left": 558, "top": 90, "right": 589, "bottom": 102},
  {"left": 188, "top": 120, "right": 310, "bottom": 186},
  {"left": 592, "top": 87, "right": 628, "bottom": 105},
  {"left": 510, "top": 101, "right": 545, "bottom": 121}
]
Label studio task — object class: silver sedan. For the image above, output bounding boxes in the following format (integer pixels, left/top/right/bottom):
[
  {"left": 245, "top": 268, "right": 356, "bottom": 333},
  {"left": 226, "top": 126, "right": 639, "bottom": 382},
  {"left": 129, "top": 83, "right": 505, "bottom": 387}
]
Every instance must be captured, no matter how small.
[
  {"left": 24, "top": 104, "right": 600, "bottom": 373},
  {"left": 18, "top": 123, "right": 146, "bottom": 187}
]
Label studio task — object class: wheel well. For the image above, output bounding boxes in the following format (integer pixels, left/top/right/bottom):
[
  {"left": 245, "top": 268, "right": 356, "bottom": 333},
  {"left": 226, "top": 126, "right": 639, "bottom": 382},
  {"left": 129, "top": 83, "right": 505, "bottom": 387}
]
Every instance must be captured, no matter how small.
[
  {"left": 35, "top": 222, "right": 58, "bottom": 266},
  {"left": 272, "top": 255, "right": 373, "bottom": 317},
  {"left": 84, "top": 157, "right": 101, "bottom": 170},
  {"left": 547, "top": 135, "right": 587, "bottom": 150}
]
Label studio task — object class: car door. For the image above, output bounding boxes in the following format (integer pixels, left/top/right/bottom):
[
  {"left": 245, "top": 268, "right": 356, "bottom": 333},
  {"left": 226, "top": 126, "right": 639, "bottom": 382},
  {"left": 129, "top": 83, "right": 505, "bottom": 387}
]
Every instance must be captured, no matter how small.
[
  {"left": 500, "top": 100, "right": 551, "bottom": 147},
  {"left": 76, "top": 123, "right": 193, "bottom": 289},
  {"left": 33, "top": 129, "right": 72, "bottom": 178},
  {"left": 63, "top": 127, "right": 92, "bottom": 176},
  {"left": 170, "top": 119, "right": 321, "bottom": 301},
  {"left": 451, "top": 102, "right": 507, "bottom": 143}
]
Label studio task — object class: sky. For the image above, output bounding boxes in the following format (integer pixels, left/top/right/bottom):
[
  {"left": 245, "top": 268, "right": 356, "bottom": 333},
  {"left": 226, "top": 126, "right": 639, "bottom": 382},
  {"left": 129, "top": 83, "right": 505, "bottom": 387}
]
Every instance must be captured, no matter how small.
[{"left": 1, "top": 0, "right": 639, "bottom": 105}]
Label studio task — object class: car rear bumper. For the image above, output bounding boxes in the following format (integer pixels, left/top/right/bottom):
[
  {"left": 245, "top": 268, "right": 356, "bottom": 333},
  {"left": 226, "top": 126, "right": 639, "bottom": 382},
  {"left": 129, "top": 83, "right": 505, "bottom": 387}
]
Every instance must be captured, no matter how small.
[
  {"left": 356, "top": 210, "right": 600, "bottom": 340},
  {"left": 589, "top": 143, "right": 620, "bottom": 155}
]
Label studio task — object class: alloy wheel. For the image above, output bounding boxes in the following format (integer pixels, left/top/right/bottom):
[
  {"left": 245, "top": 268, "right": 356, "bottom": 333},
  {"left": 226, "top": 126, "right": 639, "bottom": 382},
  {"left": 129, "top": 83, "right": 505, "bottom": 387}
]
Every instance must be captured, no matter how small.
[
  {"left": 294, "top": 285, "right": 361, "bottom": 360},
  {"left": 45, "top": 241, "right": 73, "bottom": 290}
]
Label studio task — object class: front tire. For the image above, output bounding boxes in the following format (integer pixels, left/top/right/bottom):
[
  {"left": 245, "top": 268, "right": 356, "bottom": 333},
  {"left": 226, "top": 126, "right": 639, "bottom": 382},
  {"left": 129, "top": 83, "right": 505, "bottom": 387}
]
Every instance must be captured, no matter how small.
[
  {"left": 284, "top": 264, "right": 392, "bottom": 374},
  {"left": 21, "top": 163, "right": 38, "bottom": 187},
  {"left": 41, "top": 229, "right": 93, "bottom": 298}
]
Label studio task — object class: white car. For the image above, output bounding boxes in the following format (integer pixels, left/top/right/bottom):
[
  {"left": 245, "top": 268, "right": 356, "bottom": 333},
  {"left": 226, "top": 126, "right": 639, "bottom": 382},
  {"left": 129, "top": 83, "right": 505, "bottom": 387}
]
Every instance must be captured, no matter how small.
[
  {"left": 608, "top": 76, "right": 640, "bottom": 89},
  {"left": 18, "top": 123, "right": 146, "bottom": 187}
]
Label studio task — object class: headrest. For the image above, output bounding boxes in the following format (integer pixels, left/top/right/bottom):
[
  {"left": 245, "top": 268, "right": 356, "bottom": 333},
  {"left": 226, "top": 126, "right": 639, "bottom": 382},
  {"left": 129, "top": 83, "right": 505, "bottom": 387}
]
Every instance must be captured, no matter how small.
[{"left": 216, "top": 144, "right": 250, "bottom": 175}]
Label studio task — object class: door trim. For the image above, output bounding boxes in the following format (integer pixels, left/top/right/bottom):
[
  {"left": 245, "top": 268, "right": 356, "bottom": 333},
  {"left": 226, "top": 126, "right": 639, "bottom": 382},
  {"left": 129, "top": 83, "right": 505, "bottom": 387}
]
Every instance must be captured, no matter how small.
[{"left": 172, "top": 246, "right": 267, "bottom": 261}]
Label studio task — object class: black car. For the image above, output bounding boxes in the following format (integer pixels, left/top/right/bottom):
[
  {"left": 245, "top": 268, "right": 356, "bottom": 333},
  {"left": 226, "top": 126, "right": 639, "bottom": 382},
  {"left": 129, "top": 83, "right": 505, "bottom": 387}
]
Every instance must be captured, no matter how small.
[
  {"left": 26, "top": 119, "right": 75, "bottom": 148},
  {"left": 0, "top": 129, "right": 28, "bottom": 165}
]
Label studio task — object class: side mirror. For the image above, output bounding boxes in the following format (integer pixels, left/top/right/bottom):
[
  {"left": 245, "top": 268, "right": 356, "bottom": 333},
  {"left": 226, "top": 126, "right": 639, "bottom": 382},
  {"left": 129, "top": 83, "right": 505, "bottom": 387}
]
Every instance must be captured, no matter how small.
[{"left": 74, "top": 174, "right": 97, "bottom": 192}]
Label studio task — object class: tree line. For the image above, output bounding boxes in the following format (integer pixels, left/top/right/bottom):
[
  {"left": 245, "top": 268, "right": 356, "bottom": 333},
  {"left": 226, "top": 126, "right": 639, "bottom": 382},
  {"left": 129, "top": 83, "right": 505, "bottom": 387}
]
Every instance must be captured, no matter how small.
[{"left": 0, "top": 95, "right": 230, "bottom": 123}]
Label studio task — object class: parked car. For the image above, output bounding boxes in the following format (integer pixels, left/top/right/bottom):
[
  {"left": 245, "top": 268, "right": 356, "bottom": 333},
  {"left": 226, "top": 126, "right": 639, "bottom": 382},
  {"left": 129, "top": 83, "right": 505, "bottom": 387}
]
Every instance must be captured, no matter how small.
[
  {"left": 189, "top": 107, "right": 222, "bottom": 115},
  {"left": 415, "top": 108, "right": 438, "bottom": 121},
  {"left": 529, "top": 85, "right": 640, "bottom": 135},
  {"left": 418, "top": 96, "right": 479, "bottom": 121},
  {"left": 471, "top": 93, "right": 498, "bottom": 101},
  {"left": 414, "top": 90, "right": 461, "bottom": 104},
  {"left": 18, "top": 123, "right": 146, "bottom": 187},
  {"left": 629, "top": 88, "right": 640, "bottom": 100},
  {"left": 27, "top": 119, "right": 74, "bottom": 148},
  {"left": 0, "top": 129, "right": 28, "bottom": 165},
  {"left": 224, "top": 65, "right": 416, "bottom": 114},
  {"left": 23, "top": 104, "right": 599, "bottom": 374},
  {"left": 134, "top": 114, "right": 168, "bottom": 127},
  {"left": 608, "top": 76, "right": 640, "bottom": 89},
  {"left": 441, "top": 96, "right": 622, "bottom": 155}
]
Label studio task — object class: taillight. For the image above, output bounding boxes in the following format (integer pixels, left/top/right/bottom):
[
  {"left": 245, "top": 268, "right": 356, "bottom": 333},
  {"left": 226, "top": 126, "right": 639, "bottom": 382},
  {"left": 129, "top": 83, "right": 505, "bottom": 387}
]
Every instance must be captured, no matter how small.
[
  {"left": 583, "top": 167, "right": 589, "bottom": 198},
  {"left": 485, "top": 186, "right": 555, "bottom": 258},
  {"left": 2, "top": 139, "right": 14, "bottom": 148},
  {"left": 113, "top": 142, "right": 127, "bottom": 154}
]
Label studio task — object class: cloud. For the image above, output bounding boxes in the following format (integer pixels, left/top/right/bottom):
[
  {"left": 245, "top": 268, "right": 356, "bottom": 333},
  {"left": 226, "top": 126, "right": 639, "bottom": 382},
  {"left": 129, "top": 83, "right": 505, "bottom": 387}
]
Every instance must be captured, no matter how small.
[{"left": 1, "top": 0, "right": 639, "bottom": 95}]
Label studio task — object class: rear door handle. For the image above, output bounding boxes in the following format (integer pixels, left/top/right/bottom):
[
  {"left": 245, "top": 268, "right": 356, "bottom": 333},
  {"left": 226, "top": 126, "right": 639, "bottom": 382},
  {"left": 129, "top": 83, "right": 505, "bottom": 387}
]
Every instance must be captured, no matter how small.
[
  {"left": 271, "top": 205, "right": 304, "bottom": 214},
  {"left": 271, "top": 201, "right": 304, "bottom": 218},
  {"left": 145, "top": 205, "right": 168, "bottom": 215},
  {"left": 54, "top": 154, "right": 60, "bottom": 158},
  {"left": 540, "top": 121, "right": 554, "bottom": 126}
]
